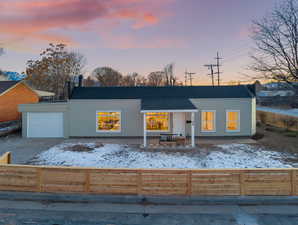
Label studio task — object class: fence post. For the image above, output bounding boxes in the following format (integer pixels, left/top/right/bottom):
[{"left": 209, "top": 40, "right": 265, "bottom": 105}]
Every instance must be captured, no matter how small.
[
  {"left": 37, "top": 168, "right": 43, "bottom": 192},
  {"left": 7, "top": 152, "right": 11, "bottom": 164},
  {"left": 239, "top": 171, "right": 245, "bottom": 196},
  {"left": 291, "top": 170, "right": 296, "bottom": 196},
  {"left": 85, "top": 170, "right": 90, "bottom": 193},
  {"left": 187, "top": 170, "right": 192, "bottom": 196},
  {"left": 137, "top": 170, "right": 142, "bottom": 195}
]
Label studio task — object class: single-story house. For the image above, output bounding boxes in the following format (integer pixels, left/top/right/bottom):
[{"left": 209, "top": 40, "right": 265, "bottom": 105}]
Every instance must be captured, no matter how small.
[
  {"left": 19, "top": 83, "right": 256, "bottom": 147},
  {"left": 0, "top": 81, "right": 39, "bottom": 122},
  {"left": 0, "top": 81, "right": 55, "bottom": 122}
]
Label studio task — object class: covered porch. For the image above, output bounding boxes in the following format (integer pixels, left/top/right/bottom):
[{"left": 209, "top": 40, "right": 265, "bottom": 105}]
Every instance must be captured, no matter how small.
[{"left": 141, "top": 98, "right": 198, "bottom": 148}]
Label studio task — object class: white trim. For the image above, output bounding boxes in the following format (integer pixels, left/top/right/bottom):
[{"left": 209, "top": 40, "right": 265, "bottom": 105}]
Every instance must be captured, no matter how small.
[
  {"left": 141, "top": 109, "right": 198, "bottom": 113},
  {"left": 0, "top": 81, "right": 22, "bottom": 96},
  {"left": 225, "top": 110, "right": 240, "bottom": 132},
  {"left": 144, "top": 112, "right": 170, "bottom": 133},
  {"left": 143, "top": 113, "right": 147, "bottom": 147},
  {"left": 96, "top": 110, "right": 122, "bottom": 133},
  {"left": 201, "top": 110, "right": 216, "bottom": 133},
  {"left": 191, "top": 112, "right": 195, "bottom": 147}
]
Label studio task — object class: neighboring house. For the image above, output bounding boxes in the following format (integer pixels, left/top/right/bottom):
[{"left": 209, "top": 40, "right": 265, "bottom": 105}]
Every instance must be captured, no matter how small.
[
  {"left": 0, "top": 81, "right": 39, "bottom": 122},
  {"left": 19, "top": 84, "right": 256, "bottom": 147},
  {"left": 0, "top": 71, "right": 26, "bottom": 81}
]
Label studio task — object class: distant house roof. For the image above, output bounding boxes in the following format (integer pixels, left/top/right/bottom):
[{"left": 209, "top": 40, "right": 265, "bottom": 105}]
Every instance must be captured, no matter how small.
[
  {"left": 71, "top": 85, "right": 254, "bottom": 100},
  {"left": 0, "top": 81, "right": 20, "bottom": 95},
  {"left": 141, "top": 98, "right": 197, "bottom": 111},
  {"left": 34, "top": 90, "right": 55, "bottom": 97}
]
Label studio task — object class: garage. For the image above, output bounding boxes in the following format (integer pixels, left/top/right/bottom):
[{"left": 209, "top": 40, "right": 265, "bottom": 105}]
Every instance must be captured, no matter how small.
[{"left": 27, "top": 112, "right": 64, "bottom": 138}]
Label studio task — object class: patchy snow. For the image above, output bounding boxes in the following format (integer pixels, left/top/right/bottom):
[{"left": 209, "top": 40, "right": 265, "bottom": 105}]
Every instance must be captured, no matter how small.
[
  {"left": 204, "top": 144, "right": 291, "bottom": 168},
  {"left": 29, "top": 143, "right": 293, "bottom": 169}
]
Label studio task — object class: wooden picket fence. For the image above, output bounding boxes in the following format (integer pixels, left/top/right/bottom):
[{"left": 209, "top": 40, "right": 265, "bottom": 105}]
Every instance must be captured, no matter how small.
[{"left": 0, "top": 163, "right": 298, "bottom": 196}]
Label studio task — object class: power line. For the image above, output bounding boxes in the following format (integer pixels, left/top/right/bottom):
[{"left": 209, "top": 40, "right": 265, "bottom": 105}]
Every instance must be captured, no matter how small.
[{"left": 214, "top": 52, "right": 223, "bottom": 86}]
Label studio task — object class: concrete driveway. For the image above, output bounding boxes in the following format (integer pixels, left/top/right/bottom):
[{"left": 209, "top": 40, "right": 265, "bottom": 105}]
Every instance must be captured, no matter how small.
[
  {"left": 1, "top": 192, "right": 298, "bottom": 225},
  {"left": 0, "top": 133, "right": 64, "bottom": 164}
]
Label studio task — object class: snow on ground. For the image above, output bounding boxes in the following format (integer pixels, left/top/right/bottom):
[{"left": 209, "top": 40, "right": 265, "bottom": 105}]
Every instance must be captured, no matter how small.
[
  {"left": 257, "top": 106, "right": 298, "bottom": 118},
  {"left": 29, "top": 142, "right": 293, "bottom": 169}
]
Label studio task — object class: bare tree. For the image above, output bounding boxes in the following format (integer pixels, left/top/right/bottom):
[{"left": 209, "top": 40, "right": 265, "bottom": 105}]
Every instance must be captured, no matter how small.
[
  {"left": 147, "top": 71, "right": 164, "bottom": 86},
  {"left": 163, "top": 63, "right": 178, "bottom": 86},
  {"left": 121, "top": 72, "right": 146, "bottom": 86},
  {"left": 92, "top": 67, "right": 123, "bottom": 86},
  {"left": 250, "top": 0, "right": 298, "bottom": 86},
  {"left": 83, "top": 76, "right": 97, "bottom": 87},
  {"left": 26, "top": 43, "right": 86, "bottom": 99}
]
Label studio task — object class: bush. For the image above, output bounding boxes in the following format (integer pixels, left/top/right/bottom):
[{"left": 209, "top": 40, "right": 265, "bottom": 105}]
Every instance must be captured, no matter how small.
[
  {"left": 259, "top": 112, "right": 267, "bottom": 124},
  {"left": 252, "top": 132, "right": 265, "bottom": 140},
  {"left": 265, "top": 126, "right": 285, "bottom": 133},
  {"left": 284, "top": 131, "right": 298, "bottom": 138}
]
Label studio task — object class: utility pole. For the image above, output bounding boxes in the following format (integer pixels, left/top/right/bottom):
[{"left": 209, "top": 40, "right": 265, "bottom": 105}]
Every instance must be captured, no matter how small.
[
  {"left": 184, "top": 69, "right": 188, "bottom": 86},
  {"left": 204, "top": 64, "right": 217, "bottom": 86},
  {"left": 185, "top": 69, "right": 196, "bottom": 86},
  {"left": 214, "top": 52, "right": 223, "bottom": 86}
]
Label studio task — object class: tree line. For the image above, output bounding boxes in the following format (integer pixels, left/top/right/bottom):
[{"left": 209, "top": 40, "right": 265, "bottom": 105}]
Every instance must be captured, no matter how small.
[{"left": 22, "top": 43, "right": 182, "bottom": 99}]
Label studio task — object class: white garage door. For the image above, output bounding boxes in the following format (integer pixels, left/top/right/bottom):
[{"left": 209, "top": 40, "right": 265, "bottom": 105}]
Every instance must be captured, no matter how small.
[{"left": 27, "top": 112, "right": 64, "bottom": 138}]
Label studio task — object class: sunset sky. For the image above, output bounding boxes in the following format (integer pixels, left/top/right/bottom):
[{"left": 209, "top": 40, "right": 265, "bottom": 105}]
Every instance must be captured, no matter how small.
[{"left": 0, "top": 0, "right": 278, "bottom": 85}]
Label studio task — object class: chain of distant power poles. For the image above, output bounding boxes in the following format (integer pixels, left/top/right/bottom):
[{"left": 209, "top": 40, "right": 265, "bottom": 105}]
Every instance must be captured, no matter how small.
[{"left": 184, "top": 69, "right": 196, "bottom": 86}]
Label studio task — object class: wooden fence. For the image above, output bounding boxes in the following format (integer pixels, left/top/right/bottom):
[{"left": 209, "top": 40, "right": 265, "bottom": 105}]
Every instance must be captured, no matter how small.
[
  {"left": 257, "top": 110, "right": 298, "bottom": 131},
  {"left": 0, "top": 163, "right": 298, "bottom": 196},
  {"left": 0, "top": 152, "right": 11, "bottom": 165}
]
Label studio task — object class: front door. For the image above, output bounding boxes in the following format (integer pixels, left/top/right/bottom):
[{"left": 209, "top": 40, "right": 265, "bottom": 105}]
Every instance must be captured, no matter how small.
[{"left": 173, "top": 112, "right": 185, "bottom": 136}]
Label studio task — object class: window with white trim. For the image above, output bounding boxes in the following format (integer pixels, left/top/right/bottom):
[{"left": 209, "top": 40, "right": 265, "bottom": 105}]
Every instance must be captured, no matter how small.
[
  {"left": 146, "top": 112, "right": 169, "bottom": 131},
  {"left": 96, "top": 111, "right": 121, "bottom": 132},
  {"left": 201, "top": 110, "right": 216, "bottom": 132},
  {"left": 226, "top": 110, "right": 240, "bottom": 132}
]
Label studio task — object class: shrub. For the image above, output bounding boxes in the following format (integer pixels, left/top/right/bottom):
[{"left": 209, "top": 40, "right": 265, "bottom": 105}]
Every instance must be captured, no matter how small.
[
  {"left": 259, "top": 112, "right": 267, "bottom": 124},
  {"left": 252, "top": 132, "right": 265, "bottom": 140},
  {"left": 284, "top": 131, "right": 298, "bottom": 138}
]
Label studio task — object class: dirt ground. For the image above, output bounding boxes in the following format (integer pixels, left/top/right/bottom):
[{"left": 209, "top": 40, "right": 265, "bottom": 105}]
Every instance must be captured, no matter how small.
[
  {"left": 0, "top": 132, "right": 64, "bottom": 164},
  {"left": 256, "top": 125, "right": 298, "bottom": 155}
]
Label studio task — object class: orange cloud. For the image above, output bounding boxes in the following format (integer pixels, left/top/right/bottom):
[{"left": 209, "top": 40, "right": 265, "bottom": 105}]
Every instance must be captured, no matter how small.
[{"left": 0, "top": 0, "right": 169, "bottom": 45}]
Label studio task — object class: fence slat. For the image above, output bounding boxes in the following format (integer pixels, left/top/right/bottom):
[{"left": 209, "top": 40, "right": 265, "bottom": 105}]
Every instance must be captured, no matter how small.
[{"left": 0, "top": 163, "right": 297, "bottom": 196}]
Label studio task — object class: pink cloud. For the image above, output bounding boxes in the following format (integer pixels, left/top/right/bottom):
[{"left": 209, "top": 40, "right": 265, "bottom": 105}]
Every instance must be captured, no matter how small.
[
  {"left": 0, "top": 0, "right": 171, "bottom": 44},
  {"left": 100, "top": 33, "right": 188, "bottom": 49}
]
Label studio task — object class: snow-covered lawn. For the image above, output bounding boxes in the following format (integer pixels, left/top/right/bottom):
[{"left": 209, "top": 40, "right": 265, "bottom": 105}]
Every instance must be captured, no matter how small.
[{"left": 28, "top": 142, "right": 295, "bottom": 169}]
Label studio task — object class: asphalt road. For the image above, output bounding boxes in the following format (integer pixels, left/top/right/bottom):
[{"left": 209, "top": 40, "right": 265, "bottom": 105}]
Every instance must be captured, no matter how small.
[{"left": 1, "top": 192, "right": 298, "bottom": 225}]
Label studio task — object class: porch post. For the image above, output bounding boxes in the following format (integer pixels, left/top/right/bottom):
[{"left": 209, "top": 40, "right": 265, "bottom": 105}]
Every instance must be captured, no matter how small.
[
  {"left": 143, "top": 113, "right": 147, "bottom": 147},
  {"left": 191, "top": 112, "right": 195, "bottom": 147}
]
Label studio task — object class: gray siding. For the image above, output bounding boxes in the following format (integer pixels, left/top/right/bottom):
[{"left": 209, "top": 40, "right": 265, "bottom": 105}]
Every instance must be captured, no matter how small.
[
  {"left": 68, "top": 99, "right": 173, "bottom": 137},
  {"left": 19, "top": 98, "right": 255, "bottom": 138},
  {"left": 189, "top": 98, "right": 254, "bottom": 136},
  {"left": 19, "top": 103, "right": 69, "bottom": 138}
]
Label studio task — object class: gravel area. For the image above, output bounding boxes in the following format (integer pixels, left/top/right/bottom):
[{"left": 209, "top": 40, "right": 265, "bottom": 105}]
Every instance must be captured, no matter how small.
[{"left": 0, "top": 133, "right": 64, "bottom": 164}]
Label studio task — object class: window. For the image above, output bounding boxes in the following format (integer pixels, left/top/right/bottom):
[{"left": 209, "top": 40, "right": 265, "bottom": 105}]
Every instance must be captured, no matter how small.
[
  {"left": 201, "top": 110, "right": 216, "bottom": 132},
  {"left": 146, "top": 112, "right": 169, "bottom": 131},
  {"left": 226, "top": 110, "right": 240, "bottom": 132},
  {"left": 96, "top": 111, "right": 121, "bottom": 132}
]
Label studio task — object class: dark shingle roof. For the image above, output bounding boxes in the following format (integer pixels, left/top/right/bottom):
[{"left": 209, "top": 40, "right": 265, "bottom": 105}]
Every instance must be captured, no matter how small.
[
  {"left": 141, "top": 98, "right": 197, "bottom": 111},
  {"left": 0, "top": 81, "right": 19, "bottom": 94},
  {"left": 71, "top": 85, "right": 254, "bottom": 99}
]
